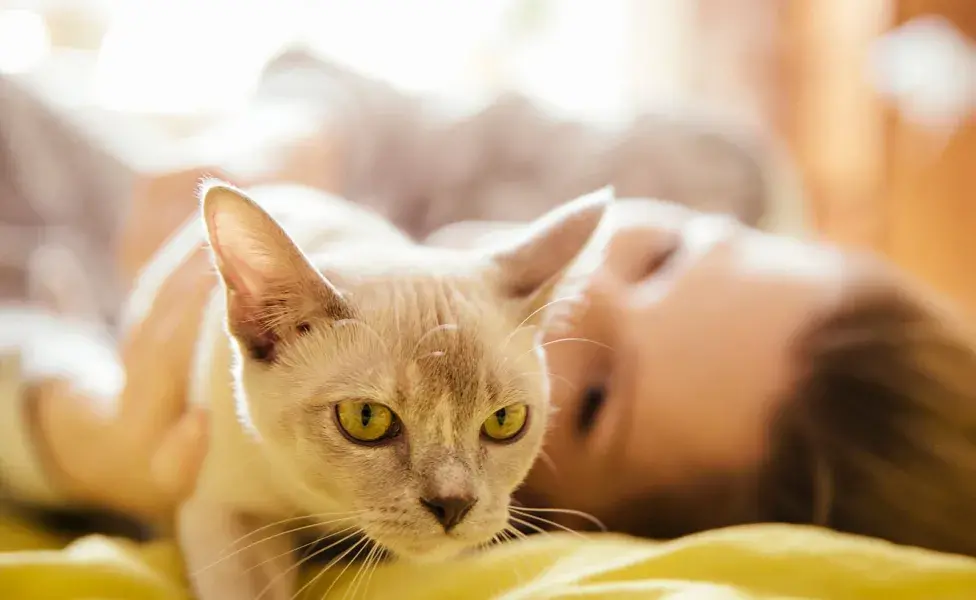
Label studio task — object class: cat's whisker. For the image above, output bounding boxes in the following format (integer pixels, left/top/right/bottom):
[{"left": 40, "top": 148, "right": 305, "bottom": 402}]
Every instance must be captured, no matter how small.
[
  {"left": 536, "top": 449, "right": 560, "bottom": 478},
  {"left": 509, "top": 506, "right": 607, "bottom": 532},
  {"left": 508, "top": 515, "right": 552, "bottom": 538},
  {"left": 332, "top": 318, "right": 389, "bottom": 352},
  {"left": 503, "top": 296, "right": 582, "bottom": 349},
  {"left": 226, "top": 510, "right": 365, "bottom": 550},
  {"left": 257, "top": 528, "right": 364, "bottom": 600},
  {"left": 224, "top": 511, "right": 364, "bottom": 555},
  {"left": 341, "top": 543, "right": 373, "bottom": 600},
  {"left": 503, "top": 524, "right": 528, "bottom": 541},
  {"left": 195, "top": 514, "right": 364, "bottom": 577},
  {"left": 247, "top": 525, "right": 358, "bottom": 576},
  {"left": 343, "top": 543, "right": 378, "bottom": 600},
  {"left": 509, "top": 509, "right": 592, "bottom": 538},
  {"left": 498, "top": 527, "right": 529, "bottom": 584},
  {"left": 285, "top": 530, "right": 366, "bottom": 600},
  {"left": 515, "top": 336, "right": 613, "bottom": 363},
  {"left": 318, "top": 537, "right": 371, "bottom": 600},
  {"left": 411, "top": 323, "right": 459, "bottom": 358},
  {"left": 516, "top": 368, "right": 577, "bottom": 394},
  {"left": 492, "top": 531, "right": 509, "bottom": 547},
  {"left": 359, "top": 546, "right": 386, "bottom": 600},
  {"left": 509, "top": 335, "right": 612, "bottom": 370},
  {"left": 482, "top": 534, "right": 497, "bottom": 550},
  {"left": 501, "top": 324, "right": 538, "bottom": 351},
  {"left": 343, "top": 546, "right": 372, "bottom": 600}
]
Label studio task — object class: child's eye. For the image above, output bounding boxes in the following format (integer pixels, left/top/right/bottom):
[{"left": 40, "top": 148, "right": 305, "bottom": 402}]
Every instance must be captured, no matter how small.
[
  {"left": 577, "top": 384, "right": 606, "bottom": 434},
  {"left": 641, "top": 244, "right": 679, "bottom": 281}
]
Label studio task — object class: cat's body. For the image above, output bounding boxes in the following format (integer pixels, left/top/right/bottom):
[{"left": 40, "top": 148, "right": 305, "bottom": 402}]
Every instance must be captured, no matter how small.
[{"left": 128, "top": 182, "right": 609, "bottom": 600}]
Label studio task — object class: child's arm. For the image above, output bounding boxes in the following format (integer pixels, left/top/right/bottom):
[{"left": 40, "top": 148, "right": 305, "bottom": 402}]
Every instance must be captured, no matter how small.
[
  {"left": 0, "top": 350, "right": 63, "bottom": 506},
  {"left": 0, "top": 308, "right": 208, "bottom": 520}
]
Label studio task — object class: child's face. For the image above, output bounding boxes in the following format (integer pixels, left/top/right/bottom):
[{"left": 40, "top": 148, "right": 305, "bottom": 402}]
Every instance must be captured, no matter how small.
[{"left": 520, "top": 199, "right": 850, "bottom": 533}]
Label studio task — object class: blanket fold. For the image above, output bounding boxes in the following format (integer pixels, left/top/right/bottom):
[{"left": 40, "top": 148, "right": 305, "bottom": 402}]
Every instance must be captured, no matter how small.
[{"left": 2, "top": 514, "right": 974, "bottom": 599}]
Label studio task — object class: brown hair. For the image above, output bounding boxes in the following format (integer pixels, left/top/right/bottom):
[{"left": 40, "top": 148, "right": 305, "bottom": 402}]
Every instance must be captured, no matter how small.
[
  {"left": 610, "top": 275, "right": 976, "bottom": 557},
  {"left": 759, "top": 278, "right": 976, "bottom": 556}
]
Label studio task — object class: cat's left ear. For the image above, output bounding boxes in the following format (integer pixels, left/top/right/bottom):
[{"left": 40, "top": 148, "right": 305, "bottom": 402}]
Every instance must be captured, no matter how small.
[
  {"left": 487, "top": 186, "right": 613, "bottom": 323},
  {"left": 201, "top": 181, "right": 351, "bottom": 361}
]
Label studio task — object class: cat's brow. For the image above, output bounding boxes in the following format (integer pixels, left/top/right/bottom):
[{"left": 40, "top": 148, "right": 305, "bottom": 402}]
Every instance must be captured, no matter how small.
[
  {"left": 411, "top": 323, "right": 460, "bottom": 358},
  {"left": 331, "top": 318, "right": 389, "bottom": 352}
]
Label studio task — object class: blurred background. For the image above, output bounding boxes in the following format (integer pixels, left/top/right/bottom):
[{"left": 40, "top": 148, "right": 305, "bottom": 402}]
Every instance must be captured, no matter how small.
[{"left": 0, "top": 0, "right": 973, "bottom": 326}]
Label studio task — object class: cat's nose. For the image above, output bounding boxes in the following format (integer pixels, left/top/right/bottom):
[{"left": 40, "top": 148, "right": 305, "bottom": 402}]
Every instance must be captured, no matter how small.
[{"left": 420, "top": 495, "right": 477, "bottom": 532}]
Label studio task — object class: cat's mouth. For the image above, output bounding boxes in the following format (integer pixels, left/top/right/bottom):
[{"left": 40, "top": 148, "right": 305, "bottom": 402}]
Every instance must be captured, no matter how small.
[
  {"left": 297, "top": 527, "right": 470, "bottom": 565},
  {"left": 361, "top": 524, "right": 500, "bottom": 562},
  {"left": 377, "top": 537, "right": 474, "bottom": 562}
]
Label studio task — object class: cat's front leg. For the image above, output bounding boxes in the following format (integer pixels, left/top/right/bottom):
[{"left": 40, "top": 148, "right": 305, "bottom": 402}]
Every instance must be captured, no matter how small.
[{"left": 179, "top": 498, "right": 298, "bottom": 600}]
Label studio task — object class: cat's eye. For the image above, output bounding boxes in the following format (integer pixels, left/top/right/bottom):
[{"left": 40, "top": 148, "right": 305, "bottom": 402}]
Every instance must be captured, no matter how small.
[
  {"left": 481, "top": 403, "right": 529, "bottom": 443},
  {"left": 335, "top": 401, "right": 400, "bottom": 444}
]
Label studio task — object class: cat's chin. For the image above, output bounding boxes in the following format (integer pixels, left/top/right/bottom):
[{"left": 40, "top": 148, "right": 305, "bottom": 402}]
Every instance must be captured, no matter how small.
[{"left": 381, "top": 539, "right": 478, "bottom": 564}]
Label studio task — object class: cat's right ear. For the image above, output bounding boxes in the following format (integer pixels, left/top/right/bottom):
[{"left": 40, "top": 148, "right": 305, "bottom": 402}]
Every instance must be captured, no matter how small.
[
  {"left": 201, "top": 181, "right": 351, "bottom": 361},
  {"left": 487, "top": 187, "right": 613, "bottom": 324}
]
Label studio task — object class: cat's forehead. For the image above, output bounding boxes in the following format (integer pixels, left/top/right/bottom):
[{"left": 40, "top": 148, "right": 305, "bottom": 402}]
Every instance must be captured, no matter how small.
[
  {"left": 345, "top": 275, "right": 508, "bottom": 349},
  {"left": 329, "top": 274, "right": 534, "bottom": 406}
]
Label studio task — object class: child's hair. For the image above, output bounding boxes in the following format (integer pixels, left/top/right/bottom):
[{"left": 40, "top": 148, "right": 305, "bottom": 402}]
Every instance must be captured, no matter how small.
[
  {"left": 760, "top": 276, "right": 976, "bottom": 556},
  {"left": 613, "top": 273, "right": 976, "bottom": 557}
]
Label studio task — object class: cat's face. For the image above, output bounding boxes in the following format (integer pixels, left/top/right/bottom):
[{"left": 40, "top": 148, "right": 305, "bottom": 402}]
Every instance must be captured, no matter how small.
[
  {"left": 202, "top": 182, "right": 610, "bottom": 560},
  {"left": 240, "top": 274, "right": 551, "bottom": 560}
]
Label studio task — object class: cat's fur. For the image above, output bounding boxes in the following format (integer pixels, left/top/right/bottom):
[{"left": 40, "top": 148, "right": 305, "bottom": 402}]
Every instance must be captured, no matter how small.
[{"left": 168, "top": 181, "right": 609, "bottom": 600}]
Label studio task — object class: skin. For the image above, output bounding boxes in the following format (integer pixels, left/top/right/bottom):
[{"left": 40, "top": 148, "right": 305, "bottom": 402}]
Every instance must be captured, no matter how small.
[
  {"left": 427, "top": 199, "right": 853, "bottom": 529},
  {"left": 3, "top": 307, "right": 208, "bottom": 520}
]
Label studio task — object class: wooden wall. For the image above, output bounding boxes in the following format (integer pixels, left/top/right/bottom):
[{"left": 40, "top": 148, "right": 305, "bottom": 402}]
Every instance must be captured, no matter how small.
[
  {"left": 690, "top": 0, "right": 975, "bottom": 320},
  {"left": 883, "top": 0, "right": 976, "bottom": 319}
]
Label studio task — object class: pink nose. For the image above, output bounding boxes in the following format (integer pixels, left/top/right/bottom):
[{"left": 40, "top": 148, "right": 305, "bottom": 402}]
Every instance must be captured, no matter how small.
[{"left": 420, "top": 495, "right": 477, "bottom": 532}]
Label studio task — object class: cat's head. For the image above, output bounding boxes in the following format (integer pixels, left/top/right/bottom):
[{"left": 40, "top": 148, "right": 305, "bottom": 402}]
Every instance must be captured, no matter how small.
[{"left": 202, "top": 182, "right": 610, "bottom": 560}]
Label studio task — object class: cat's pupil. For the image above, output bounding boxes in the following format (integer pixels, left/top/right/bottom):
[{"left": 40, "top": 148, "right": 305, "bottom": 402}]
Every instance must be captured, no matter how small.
[
  {"left": 495, "top": 408, "right": 507, "bottom": 426},
  {"left": 360, "top": 403, "right": 372, "bottom": 427}
]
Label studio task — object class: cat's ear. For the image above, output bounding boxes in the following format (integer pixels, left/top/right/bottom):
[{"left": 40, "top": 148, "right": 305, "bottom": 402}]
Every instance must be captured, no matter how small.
[
  {"left": 201, "top": 180, "right": 350, "bottom": 361},
  {"left": 488, "top": 187, "right": 612, "bottom": 323}
]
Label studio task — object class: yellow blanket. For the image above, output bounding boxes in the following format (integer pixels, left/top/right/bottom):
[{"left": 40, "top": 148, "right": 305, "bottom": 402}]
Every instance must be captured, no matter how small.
[{"left": 2, "top": 513, "right": 975, "bottom": 599}]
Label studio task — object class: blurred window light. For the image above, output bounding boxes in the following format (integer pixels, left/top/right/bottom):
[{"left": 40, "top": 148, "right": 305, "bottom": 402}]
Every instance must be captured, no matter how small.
[
  {"left": 0, "top": 9, "right": 51, "bottom": 74},
  {"left": 299, "top": 0, "right": 514, "bottom": 96},
  {"left": 90, "top": 0, "right": 634, "bottom": 119},
  {"left": 296, "top": 0, "right": 634, "bottom": 120},
  {"left": 93, "top": 0, "right": 306, "bottom": 114},
  {"left": 503, "top": 0, "right": 632, "bottom": 121},
  {"left": 871, "top": 16, "right": 975, "bottom": 135}
]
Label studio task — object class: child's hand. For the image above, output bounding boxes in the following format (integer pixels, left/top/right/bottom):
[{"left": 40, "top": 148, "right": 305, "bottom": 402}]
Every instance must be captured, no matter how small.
[
  {"left": 37, "top": 168, "right": 225, "bottom": 519},
  {"left": 13, "top": 302, "right": 209, "bottom": 520},
  {"left": 0, "top": 305, "right": 208, "bottom": 520},
  {"left": 35, "top": 378, "right": 208, "bottom": 520}
]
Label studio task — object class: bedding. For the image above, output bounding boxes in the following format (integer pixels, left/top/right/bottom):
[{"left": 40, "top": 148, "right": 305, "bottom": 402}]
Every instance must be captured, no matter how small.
[{"left": 2, "top": 514, "right": 974, "bottom": 599}]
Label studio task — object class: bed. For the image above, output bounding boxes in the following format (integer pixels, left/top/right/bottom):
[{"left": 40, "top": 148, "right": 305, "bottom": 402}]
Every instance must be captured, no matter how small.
[{"left": 2, "top": 512, "right": 974, "bottom": 599}]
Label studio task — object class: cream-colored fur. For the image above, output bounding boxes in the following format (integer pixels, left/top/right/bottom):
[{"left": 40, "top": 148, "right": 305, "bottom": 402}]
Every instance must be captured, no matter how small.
[{"left": 131, "top": 181, "right": 609, "bottom": 600}]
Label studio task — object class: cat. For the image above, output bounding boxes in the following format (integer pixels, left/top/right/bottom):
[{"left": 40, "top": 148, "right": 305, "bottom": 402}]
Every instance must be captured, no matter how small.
[{"left": 174, "top": 180, "right": 611, "bottom": 600}]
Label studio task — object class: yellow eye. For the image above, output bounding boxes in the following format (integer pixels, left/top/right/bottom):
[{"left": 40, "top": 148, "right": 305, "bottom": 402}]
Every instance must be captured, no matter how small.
[
  {"left": 335, "top": 401, "right": 399, "bottom": 443},
  {"left": 481, "top": 404, "right": 529, "bottom": 442}
]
